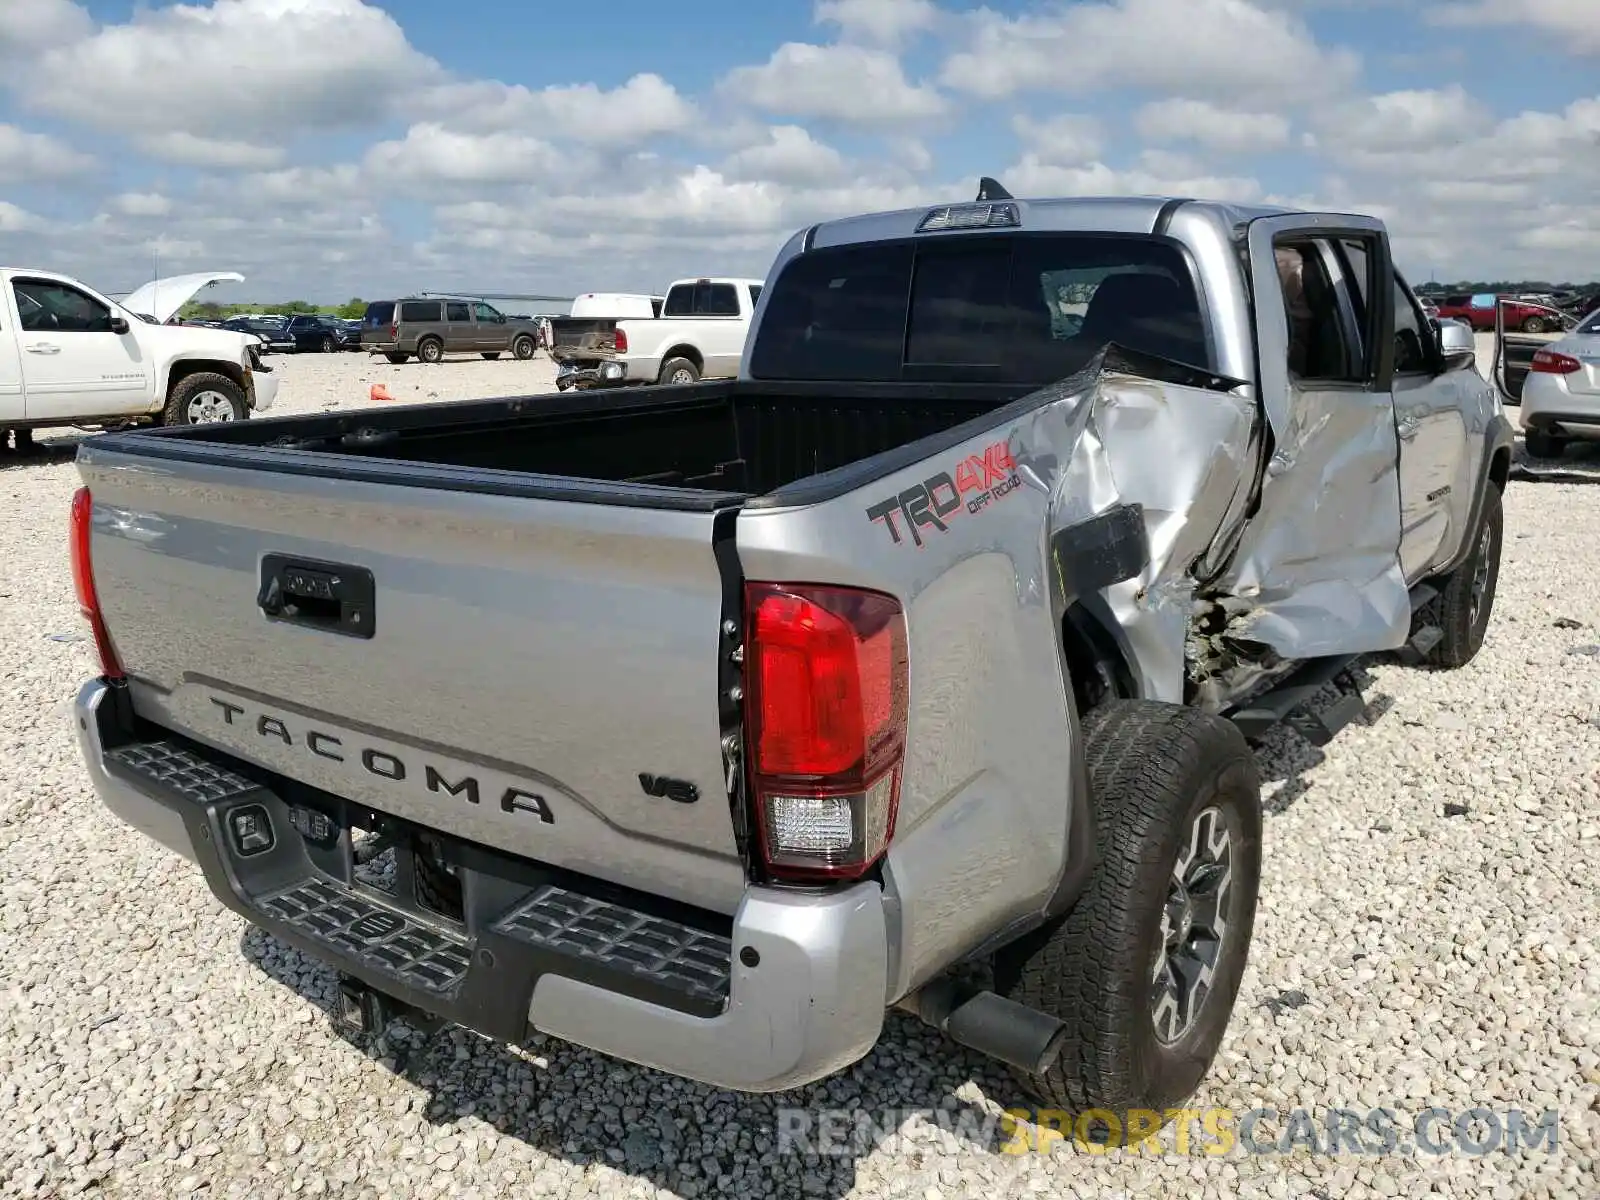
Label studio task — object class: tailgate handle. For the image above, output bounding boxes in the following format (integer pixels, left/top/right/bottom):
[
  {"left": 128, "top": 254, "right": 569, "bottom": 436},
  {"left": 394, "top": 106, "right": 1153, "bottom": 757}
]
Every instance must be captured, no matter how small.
[{"left": 258, "top": 555, "right": 376, "bottom": 639}]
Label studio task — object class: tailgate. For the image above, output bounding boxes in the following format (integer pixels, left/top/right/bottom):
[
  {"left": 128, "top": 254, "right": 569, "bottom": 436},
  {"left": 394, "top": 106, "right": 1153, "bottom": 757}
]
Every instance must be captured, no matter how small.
[
  {"left": 548, "top": 318, "right": 619, "bottom": 357},
  {"left": 78, "top": 443, "right": 749, "bottom": 914}
]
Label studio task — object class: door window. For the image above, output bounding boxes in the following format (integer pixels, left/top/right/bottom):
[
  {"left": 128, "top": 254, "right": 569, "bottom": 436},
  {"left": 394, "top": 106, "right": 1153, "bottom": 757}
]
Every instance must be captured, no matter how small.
[
  {"left": 446, "top": 302, "right": 471, "bottom": 322},
  {"left": 13, "top": 281, "right": 114, "bottom": 333},
  {"left": 1272, "top": 238, "right": 1373, "bottom": 384},
  {"left": 473, "top": 302, "right": 504, "bottom": 323},
  {"left": 1390, "top": 274, "right": 1434, "bottom": 375}
]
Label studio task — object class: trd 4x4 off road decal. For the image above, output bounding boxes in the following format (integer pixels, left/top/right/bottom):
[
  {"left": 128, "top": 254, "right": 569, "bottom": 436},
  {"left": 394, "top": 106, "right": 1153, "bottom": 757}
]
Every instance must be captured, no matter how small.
[{"left": 866, "top": 440, "right": 1022, "bottom": 548}]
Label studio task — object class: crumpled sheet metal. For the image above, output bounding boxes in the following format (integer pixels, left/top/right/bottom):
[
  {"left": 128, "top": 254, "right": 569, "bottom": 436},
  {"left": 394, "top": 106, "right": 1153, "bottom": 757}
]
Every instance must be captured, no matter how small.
[
  {"left": 1013, "top": 345, "right": 1410, "bottom": 702},
  {"left": 1209, "top": 384, "right": 1412, "bottom": 658},
  {"left": 1015, "top": 350, "right": 1257, "bottom": 703}
]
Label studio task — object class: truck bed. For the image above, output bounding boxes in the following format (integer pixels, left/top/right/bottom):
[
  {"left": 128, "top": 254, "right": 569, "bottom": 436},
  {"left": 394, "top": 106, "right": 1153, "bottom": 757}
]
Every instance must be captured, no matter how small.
[{"left": 101, "top": 379, "right": 1023, "bottom": 506}]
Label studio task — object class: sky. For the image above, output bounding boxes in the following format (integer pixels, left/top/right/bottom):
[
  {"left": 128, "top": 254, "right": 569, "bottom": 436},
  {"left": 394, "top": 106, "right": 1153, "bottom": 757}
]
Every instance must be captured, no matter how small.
[{"left": 0, "top": 0, "right": 1594, "bottom": 305}]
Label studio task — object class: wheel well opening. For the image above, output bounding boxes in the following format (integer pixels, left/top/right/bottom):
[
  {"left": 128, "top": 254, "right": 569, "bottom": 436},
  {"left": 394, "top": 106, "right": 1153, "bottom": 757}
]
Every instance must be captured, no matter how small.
[
  {"left": 1488, "top": 446, "right": 1510, "bottom": 493},
  {"left": 663, "top": 345, "right": 703, "bottom": 370},
  {"left": 167, "top": 360, "right": 243, "bottom": 396},
  {"left": 1061, "top": 603, "right": 1137, "bottom": 715}
]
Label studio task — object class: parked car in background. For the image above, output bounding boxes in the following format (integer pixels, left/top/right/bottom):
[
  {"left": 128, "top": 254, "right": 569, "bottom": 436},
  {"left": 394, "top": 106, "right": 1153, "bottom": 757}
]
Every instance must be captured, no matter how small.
[
  {"left": 0, "top": 267, "right": 275, "bottom": 448},
  {"left": 1496, "top": 306, "right": 1600, "bottom": 457},
  {"left": 547, "top": 276, "right": 763, "bottom": 390},
  {"left": 220, "top": 315, "right": 285, "bottom": 349},
  {"left": 1436, "top": 293, "right": 1568, "bottom": 333},
  {"left": 360, "top": 298, "right": 543, "bottom": 364},
  {"left": 281, "top": 315, "right": 355, "bottom": 353}
]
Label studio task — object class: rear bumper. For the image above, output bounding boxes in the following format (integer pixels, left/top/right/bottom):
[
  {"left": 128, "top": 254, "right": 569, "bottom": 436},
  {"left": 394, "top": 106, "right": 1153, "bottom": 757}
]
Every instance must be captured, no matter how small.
[
  {"left": 1521, "top": 372, "right": 1600, "bottom": 439},
  {"left": 74, "top": 678, "right": 888, "bottom": 1092}
]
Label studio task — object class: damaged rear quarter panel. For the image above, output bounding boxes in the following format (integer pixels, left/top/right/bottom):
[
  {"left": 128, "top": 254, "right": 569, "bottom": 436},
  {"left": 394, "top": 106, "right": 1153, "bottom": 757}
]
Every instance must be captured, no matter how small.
[{"left": 734, "top": 349, "right": 1257, "bottom": 999}]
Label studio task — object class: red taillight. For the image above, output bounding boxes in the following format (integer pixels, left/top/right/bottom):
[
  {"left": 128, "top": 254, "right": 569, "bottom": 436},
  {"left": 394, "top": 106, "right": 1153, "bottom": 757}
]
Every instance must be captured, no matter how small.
[
  {"left": 388, "top": 322, "right": 398, "bottom": 339},
  {"left": 1531, "top": 350, "right": 1581, "bottom": 375},
  {"left": 613, "top": 327, "right": 629, "bottom": 354},
  {"left": 743, "top": 582, "right": 908, "bottom": 882},
  {"left": 70, "top": 487, "right": 124, "bottom": 680}
]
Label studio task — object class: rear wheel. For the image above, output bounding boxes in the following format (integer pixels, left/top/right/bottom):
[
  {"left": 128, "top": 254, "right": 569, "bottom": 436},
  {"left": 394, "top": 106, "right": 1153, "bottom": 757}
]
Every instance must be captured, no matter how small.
[
  {"left": 659, "top": 357, "right": 699, "bottom": 386},
  {"left": 480, "top": 352, "right": 501, "bottom": 360},
  {"left": 1409, "top": 483, "right": 1502, "bottom": 669},
  {"left": 384, "top": 353, "right": 409, "bottom": 365},
  {"left": 161, "top": 372, "right": 247, "bottom": 426},
  {"left": 417, "top": 338, "right": 444, "bottom": 365},
  {"left": 1521, "top": 315, "right": 1548, "bottom": 334},
  {"left": 1523, "top": 428, "right": 1567, "bottom": 459},
  {"left": 512, "top": 335, "right": 536, "bottom": 360},
  {"left": 995, "top": 701, "right": 1262, "bottom": 1118}
]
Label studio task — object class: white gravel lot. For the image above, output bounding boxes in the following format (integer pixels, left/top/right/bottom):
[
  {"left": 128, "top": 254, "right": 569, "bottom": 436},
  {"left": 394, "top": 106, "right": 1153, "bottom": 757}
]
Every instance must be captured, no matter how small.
[{"left": 1, "top": 346, "right": 1597, "bottom": 1199}]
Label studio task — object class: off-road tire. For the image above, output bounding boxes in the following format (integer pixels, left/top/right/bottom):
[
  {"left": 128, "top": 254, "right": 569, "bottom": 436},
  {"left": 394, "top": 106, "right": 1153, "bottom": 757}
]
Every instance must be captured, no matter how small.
[
  {"left": 659, "top": 357, "right": 699, "bottom": 386},
  {"left": 994, "top": 700, "right": 1262, "bottom": 1117},
  {"left": 1410, "top": 483, "right": 1502, "bottom": 669},
  {"left": 512, "top": 336, "right": 536, "bottom": 360},
  {"left": 384, "top": 353, "right": 409, "bottom": 365},
  {"left": 417, "top": 338, "right": 444, "bottom": 365},
  {"left": 1523, "top": 429, "right": 1566, "bottom": 459},
  {"left": 481, "top": 352, "right": 501, "bottom": 361},
  {"left": 158, "top": 372, "right": 247, "bottom": 426}
]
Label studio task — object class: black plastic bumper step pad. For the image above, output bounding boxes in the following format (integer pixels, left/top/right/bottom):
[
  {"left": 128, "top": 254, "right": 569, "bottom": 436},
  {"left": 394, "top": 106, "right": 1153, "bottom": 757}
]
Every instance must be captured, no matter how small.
[
  {"left": 257, "top": 878, "right": 471, "bottom": 994},
  {"left": 105, "top": 740, "right": 259, "bottom": 804},
  {"left": 493, "top": 884, "right": 732, "bottom": 1009}
]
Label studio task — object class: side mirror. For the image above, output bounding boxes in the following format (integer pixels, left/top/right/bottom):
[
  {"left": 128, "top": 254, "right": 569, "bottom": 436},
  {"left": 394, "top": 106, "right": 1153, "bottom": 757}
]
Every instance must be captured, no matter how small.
[
  {"left": 1437, "top": 317, "right": 1476, "bottom": 372},
  {"left": 109, "top": 315, "right": 130, "bottom": 335}
]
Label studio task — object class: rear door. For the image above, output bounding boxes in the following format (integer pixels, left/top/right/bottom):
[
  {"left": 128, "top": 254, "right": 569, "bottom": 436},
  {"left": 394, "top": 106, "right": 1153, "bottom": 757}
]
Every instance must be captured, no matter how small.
[
  {"left": 1213, "top": 215, "right": 1412, "bottom": 658},
  {"left": 79, "top": 447, "right": 751, "bottom": 914},
  {"left": 444, "top": 301, "right": 475, "bottom": 352}
]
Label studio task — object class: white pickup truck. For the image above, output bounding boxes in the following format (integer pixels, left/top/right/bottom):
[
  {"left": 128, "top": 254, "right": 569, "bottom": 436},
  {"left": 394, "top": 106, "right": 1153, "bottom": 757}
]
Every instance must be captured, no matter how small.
[
  {"left": 547, "top": 276, "right": 764, "bottom": 391},
  {"left": 0, "top": 268, "right": 276, "bottom": 450}
]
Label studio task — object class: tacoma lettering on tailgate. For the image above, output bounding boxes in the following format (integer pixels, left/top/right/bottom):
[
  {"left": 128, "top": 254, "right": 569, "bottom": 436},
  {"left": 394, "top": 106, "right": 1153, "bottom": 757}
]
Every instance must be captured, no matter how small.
[
  {"left": 207, "top": 697, "right": 554, "bottom": 823},
  {"left": 865, "top": 439, "right": 1021, "bottom": 547}
]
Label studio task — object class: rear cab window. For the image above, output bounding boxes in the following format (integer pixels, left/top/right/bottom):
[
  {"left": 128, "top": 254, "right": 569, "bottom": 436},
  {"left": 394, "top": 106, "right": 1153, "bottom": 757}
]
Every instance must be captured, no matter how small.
[
  {"left": 748, "top": 234, "right": 1211, "bottom": 384},
  {"left": 663, "top": 282, "right": 743, "bottom": 318}
]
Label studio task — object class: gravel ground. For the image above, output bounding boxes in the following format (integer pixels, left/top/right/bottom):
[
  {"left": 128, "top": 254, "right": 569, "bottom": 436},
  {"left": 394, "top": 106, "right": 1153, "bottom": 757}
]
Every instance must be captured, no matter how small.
[{"left": 2, "top": 347, "right": 1597, "bottom": 1199}]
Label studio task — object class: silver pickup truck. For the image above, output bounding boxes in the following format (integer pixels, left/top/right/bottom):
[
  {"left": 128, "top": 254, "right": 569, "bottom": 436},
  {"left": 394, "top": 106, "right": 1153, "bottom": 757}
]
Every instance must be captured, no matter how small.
[{"left": 71, "top": 186, "right": 1511, "bottom": 1119}]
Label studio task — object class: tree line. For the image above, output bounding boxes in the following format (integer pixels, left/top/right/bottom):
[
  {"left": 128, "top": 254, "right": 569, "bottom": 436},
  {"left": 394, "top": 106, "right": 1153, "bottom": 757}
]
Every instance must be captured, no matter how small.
[{"left": 178, "top": 298, "right": 369, "bottom": 321}]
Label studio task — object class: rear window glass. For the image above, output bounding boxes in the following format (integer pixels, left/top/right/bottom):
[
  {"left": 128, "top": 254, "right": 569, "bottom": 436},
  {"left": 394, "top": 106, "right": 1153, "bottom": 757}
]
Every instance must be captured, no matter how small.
[
  {"left": 1580, "top": 310, "right": 1600, "bottom": 334},
  {"left": 663, "top": 282, "right": 741, "bottom": 317},
  {"left": 399, "top": 301, "right": 441, "bottom": 322},
  {"left": 749, "top": 234, "right": 1210, "bottom": 383},
  {"left": 363, "top": 302, "right": 394, "bottom": 328}
]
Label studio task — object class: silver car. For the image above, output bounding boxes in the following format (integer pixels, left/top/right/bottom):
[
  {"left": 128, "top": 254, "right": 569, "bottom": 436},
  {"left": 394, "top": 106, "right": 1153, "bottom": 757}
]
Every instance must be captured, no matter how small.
[{"left": 1521, "top": 308, "right": 1600, "bottom": 457}]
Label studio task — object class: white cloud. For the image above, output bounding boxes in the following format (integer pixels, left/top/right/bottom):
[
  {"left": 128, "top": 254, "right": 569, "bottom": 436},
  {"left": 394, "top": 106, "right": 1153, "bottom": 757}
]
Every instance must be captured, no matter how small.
[
  {"left": 109, "top": 192, "right": 172, "bottom": 218},
  {"left": 814, "top": 0, "right": 942, "bottom": 45},
  {"left": 941, "top": 0, "right": 1360, "bottom": 104},
  {"left": 0, "top": 0, "right": 92, "bottom": 59},
  {"left": 365, "top": 124, "right": 566, "bottom": 186},
  {"left": 134, "top": 132, "right": 286, "bottom": 170},
  {"left": 417, "top": 73, "right": 696, "bottom": 145},
  {"left": 722, "top": 125, "right": 848, "bottom": 185},
  {"left": 1135, "top": 99, "right": 1292, "bottom": 155},
  {"left": 23, "top": 0, "right": 438, "bottom": 137},
  {"left": 0, "top": 123, "right": 94, "bottom": 180},
  {"left": 1011, "top": 113, "right": 1104, "bottom": 164},
  {"left": 1431, "top": 0, "right": 1600, "bottom": 54},
  {"left": 1005, "top": 152, "right": 1265, "bottom": 204},
  {"left": 0, "top": 200, "right": 47, "bottom": 233},
  {"left": 720, "top": 43, "right": 947, "bottom": 125}
]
